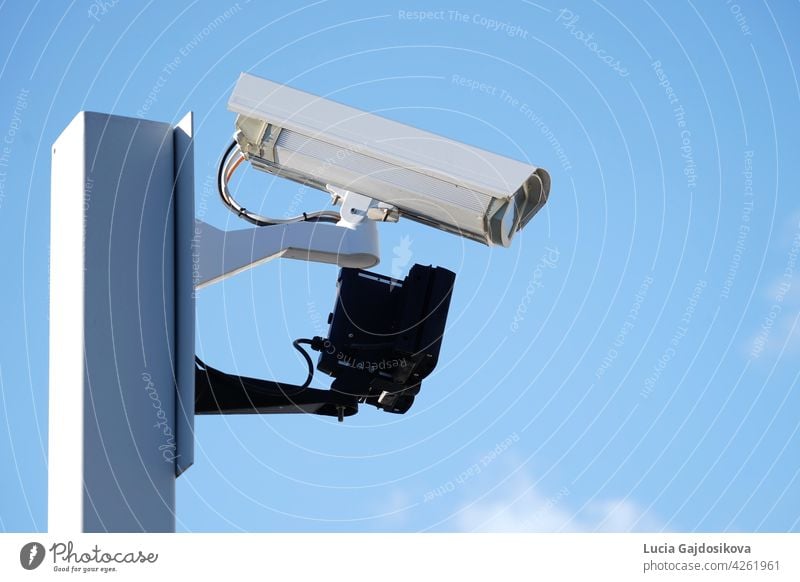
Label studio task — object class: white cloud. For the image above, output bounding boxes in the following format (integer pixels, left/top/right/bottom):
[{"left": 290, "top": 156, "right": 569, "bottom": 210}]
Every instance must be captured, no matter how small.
[
  {"left": 764, "top": 275, "right": 800, "bottom": 305},
  {"left": 767, "top": 314, "right": 800, "bottom": 356},
  {"left": 745, "top": 292, "right": 800, "bottom": 361},
  {"left": 454, "top": 471, "right": 666, "bottom": 533}
]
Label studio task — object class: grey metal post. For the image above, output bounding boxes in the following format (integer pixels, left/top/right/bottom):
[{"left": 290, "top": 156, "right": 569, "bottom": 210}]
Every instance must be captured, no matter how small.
[{"left": 49, "top": 111, "right": 194, "bottom": 532}]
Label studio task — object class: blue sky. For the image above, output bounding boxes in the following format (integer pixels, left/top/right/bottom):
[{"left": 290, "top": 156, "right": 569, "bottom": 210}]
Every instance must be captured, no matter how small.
[{"left": 0, "top": 0, "right": 798, "bottom": 532}]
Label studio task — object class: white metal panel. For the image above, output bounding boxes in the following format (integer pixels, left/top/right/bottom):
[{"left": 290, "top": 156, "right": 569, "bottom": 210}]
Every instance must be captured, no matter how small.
[
  {"left": 49, "top": 112, "right": 86, "bottom": 534},
  {"left": 50, "top": 112, "right": 180, "bottom": 532}
]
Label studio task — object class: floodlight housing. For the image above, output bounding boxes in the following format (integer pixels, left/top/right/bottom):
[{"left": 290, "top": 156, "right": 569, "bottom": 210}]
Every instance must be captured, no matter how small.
[
  {"left": 314, "top": 263, "right": 456, "bottom": 414},
  {"left": 227, "top": 73, "right": 551, "bottom": 247}
]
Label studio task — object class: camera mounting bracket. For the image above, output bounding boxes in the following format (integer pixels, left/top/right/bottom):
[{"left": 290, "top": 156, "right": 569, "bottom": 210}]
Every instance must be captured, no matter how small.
[
  {"left": 192, "top": 217, "right": 380, "bottom": 290},
  {"left": 192, "top": 216, "right": 381, "bottom": 420},
  {"left": 194, "top": 358, "right": 359, "bottom": 421}
]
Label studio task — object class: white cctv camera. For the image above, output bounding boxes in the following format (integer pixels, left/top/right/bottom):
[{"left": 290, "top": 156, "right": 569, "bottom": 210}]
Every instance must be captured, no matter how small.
[{"left": 224, "top": 73, "right": 551, "bottom": 247}]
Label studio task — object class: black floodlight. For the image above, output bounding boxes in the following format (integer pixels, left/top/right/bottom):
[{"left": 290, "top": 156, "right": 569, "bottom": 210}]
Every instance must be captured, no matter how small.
[{"left": 311, "top": 264, "right": 456, "bottom": 415}]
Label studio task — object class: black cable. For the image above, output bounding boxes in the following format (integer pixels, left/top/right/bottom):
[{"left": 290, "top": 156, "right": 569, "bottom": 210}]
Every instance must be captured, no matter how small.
[
  {"left": 292, "top": 338, "right": 316, "bottom": 388},
  {"left": 197, "top": 337, "right": 316, "bottom": 392},
  {"left": 197, "top": 353, "right": 315, "bottom": 395},
  {"left": 217, "top": 139, "right": 340, "bottom": 226},
  {"left": 216, "top": 139, "right": 237, "bottom": 190},
  {"left": 216, "top": 139, "right": 238, "bottom": 212},
  {"left": 217, "top": 139, "right": 271, "bottom": 225}
]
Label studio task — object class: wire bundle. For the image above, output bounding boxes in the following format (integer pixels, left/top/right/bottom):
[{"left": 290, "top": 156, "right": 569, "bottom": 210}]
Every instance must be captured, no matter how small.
[{"left": 217, "top": 139, "right": 340, "bottom": 227}]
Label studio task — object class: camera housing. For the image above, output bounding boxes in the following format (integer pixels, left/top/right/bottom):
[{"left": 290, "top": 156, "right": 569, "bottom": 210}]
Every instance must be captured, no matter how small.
[
  {"left": 313, "top": 264, "right": 456, "bottom": 414},
  {"left": 227, "top": 73, "right": 551, "bottom": 247}
]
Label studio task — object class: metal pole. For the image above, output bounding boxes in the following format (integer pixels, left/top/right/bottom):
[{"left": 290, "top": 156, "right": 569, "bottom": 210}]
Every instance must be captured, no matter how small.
[{"left": 49, "top": 111, "right": 193, "bottom": 532}]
